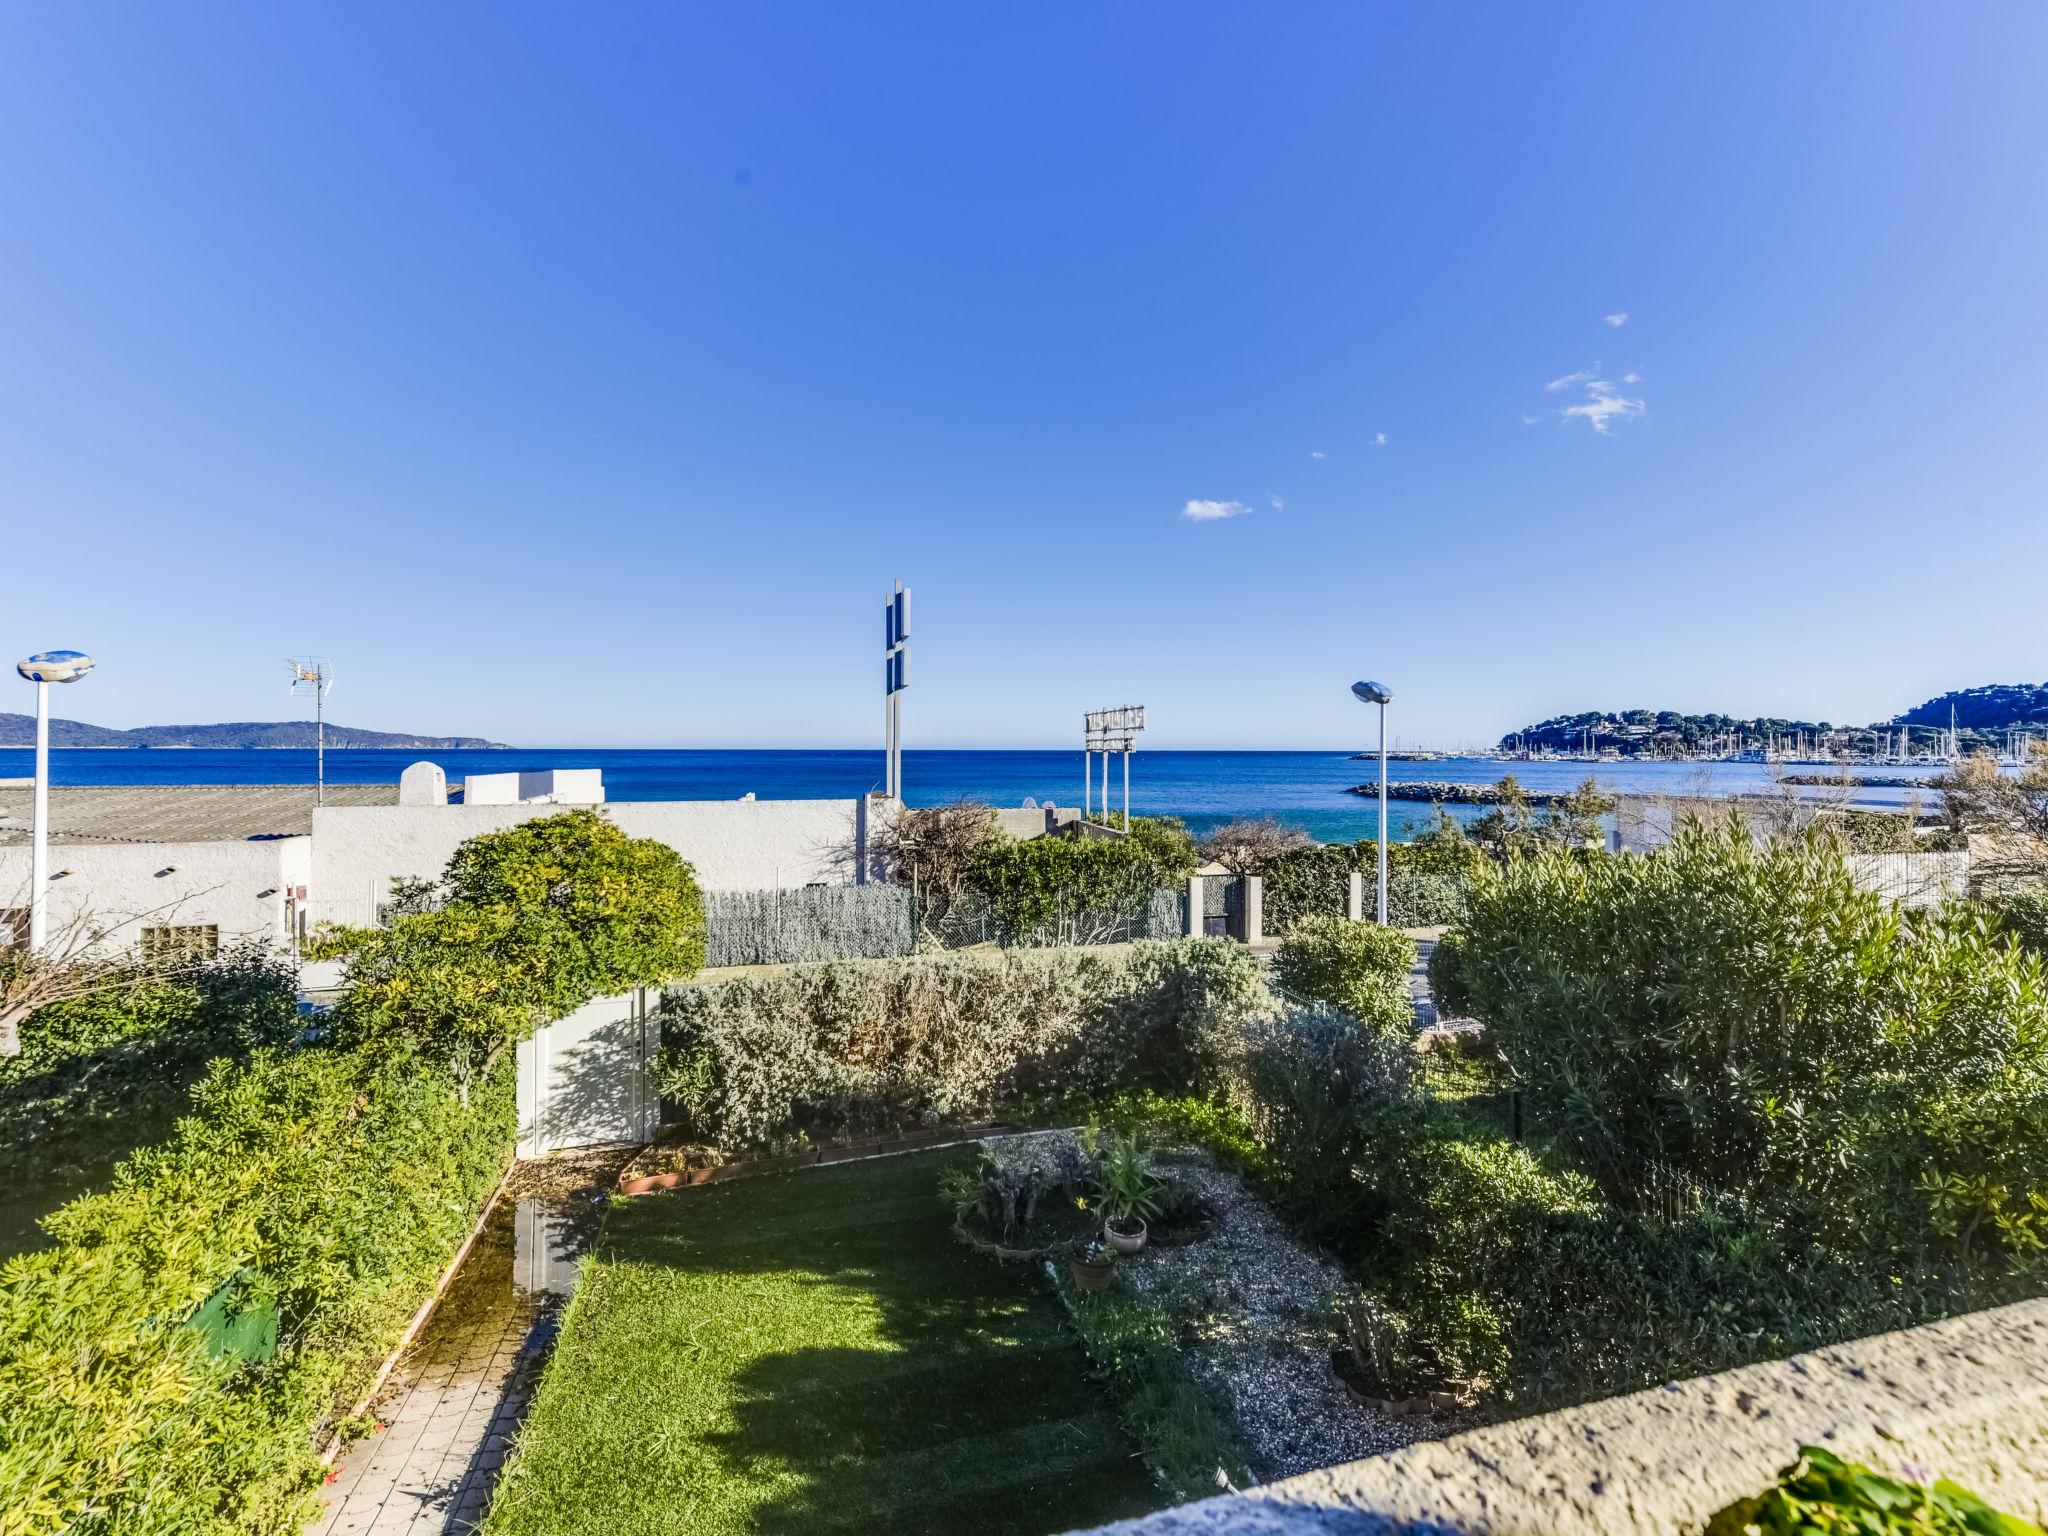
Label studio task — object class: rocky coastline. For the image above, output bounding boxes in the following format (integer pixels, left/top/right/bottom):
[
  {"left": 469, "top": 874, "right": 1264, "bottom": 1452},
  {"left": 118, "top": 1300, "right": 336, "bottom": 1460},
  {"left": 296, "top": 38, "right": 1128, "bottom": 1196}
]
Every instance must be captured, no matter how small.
[{"left": 1345, "top": 780, "right": 1588, "bottom": 806}]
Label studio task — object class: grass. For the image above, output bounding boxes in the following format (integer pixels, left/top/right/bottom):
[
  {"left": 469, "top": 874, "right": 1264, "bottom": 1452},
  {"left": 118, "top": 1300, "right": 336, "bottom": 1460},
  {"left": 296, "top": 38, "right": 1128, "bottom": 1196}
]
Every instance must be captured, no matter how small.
[{"left": 484, "top": 1150, "right": 1163, "bottom": 1536}]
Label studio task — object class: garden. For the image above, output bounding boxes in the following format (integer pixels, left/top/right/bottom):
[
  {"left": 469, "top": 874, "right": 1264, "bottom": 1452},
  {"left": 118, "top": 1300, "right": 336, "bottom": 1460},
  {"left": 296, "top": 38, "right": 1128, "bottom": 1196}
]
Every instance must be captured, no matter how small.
[
  {"left": 0, "top": 809, "right": 706, "bottom": 1536},
  {"left": 6, "top": 794, "right": 2048, "bottom": 1536},
  {"left": 490, "top": 810, "right": 2048, "bottom": 1536}
]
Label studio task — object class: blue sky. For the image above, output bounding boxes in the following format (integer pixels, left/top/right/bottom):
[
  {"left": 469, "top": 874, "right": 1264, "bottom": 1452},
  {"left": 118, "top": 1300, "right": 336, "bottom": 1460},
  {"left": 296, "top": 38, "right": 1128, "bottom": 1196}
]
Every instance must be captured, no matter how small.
[{"left": 3, "top": 4, "right": 2044, "bottom": 750}]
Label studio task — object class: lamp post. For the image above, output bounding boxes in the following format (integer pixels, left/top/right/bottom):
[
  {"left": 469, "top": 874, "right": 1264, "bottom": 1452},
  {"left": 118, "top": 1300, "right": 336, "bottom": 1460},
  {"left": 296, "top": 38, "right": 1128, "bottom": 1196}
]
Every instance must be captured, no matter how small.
[
  {"left": 1351, "top": 680, "right": 1393, "bottom": 924},
  {"left": 15, "top": 650, "right": 96, "bottom": 951}
]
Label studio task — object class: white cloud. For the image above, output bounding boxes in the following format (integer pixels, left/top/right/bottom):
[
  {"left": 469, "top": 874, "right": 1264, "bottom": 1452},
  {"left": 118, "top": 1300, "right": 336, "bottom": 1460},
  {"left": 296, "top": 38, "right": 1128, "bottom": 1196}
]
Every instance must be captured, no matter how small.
[
  {"left": 1267, "top": 492, "right": 1284, "bottom": 512},
  {"left": 1181, "top": 498, "right": 1253, "bottom": 522},
  {"left": 1621, "top": 371, "right": 1641, "bottom": 384},
  {"left": 1370, "top": 431, "right": 1388, "bottom": 447},
  {"left": 1559, "top": 379, "right": 1646, "bottom": 435},
  {"left": 1309, "top": 450, "right": 1325, "bottom": 459},
  {"left": 1545, "top": 367, "right": 1597, "bottom": 392},
  {"left": 1605, "top": 312, "right": 1629, "bottom": 327},
  {"left": 1522, "top": 414, "right": 1542, "bottom": 426}
]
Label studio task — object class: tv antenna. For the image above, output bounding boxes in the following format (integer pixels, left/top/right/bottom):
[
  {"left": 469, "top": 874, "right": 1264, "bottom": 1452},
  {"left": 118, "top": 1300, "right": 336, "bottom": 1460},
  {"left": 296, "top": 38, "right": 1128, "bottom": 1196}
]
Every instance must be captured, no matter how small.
[{"left": 287, "top": 656, "right": 335, "bottom": 805}]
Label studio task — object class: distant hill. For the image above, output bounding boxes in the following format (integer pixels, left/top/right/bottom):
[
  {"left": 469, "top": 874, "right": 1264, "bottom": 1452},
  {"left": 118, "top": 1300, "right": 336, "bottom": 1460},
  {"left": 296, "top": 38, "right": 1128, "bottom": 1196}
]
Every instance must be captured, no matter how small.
[
  {"left": 0, "top": 714, "right": 511, "bottom": 750},
  {"left": 1502, "top": 709, "right": 1827, "bottom": 756},
  {"left": 1889, "top": 683, "right": 2048, "bottom": 731},
  {"left": 1503, "top": 683, "right": 2048, "bottom": 756}
]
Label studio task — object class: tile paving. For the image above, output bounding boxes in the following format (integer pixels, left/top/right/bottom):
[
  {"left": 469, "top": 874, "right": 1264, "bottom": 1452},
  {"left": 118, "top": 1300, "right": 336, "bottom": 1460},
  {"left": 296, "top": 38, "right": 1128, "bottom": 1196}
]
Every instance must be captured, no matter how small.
[{"left": 311, "top": 1155, "right": 622, "bottom": 1536}]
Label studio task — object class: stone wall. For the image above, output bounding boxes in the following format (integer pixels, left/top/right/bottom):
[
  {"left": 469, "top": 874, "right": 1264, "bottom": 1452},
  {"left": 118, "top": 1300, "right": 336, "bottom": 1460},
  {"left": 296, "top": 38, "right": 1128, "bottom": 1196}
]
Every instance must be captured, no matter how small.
[{"left": 1063, "top": 1299, "right": 2048, "bottom": 1536}]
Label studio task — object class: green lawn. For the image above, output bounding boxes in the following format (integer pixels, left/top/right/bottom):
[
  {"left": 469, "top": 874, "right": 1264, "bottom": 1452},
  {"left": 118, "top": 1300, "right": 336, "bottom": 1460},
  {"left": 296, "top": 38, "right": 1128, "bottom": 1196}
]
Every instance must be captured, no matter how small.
[{"left": 485, "top": 1151, "right": 1163, "bottom": 1536}]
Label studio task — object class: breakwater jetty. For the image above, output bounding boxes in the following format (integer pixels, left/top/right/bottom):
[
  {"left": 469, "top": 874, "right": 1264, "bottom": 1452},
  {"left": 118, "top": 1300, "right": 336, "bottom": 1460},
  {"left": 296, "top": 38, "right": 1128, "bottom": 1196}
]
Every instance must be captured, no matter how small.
[
  {"left": 1345, "top": 780, "right": 1588, "bottom": 806},
  {"left": 1779, "top": 773, "right": 1942, "bottom": 789}
]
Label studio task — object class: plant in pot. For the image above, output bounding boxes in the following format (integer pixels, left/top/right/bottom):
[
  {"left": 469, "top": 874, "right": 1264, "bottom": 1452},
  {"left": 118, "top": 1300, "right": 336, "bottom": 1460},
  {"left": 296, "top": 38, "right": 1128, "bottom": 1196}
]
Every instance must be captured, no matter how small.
[
  {"left": 1070, "top": 1236, "right": 1116, "bottom": 1294},
  {"left": 1093, "top": 1131, "right": 1166, "bottom": 1256}
]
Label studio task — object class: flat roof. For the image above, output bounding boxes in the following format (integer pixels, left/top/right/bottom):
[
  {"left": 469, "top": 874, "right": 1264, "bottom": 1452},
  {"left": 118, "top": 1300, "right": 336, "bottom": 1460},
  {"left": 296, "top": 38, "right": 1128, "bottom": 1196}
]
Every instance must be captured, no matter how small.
[{"left": 0, "top": 783, "right": 400, "bottom": 846}]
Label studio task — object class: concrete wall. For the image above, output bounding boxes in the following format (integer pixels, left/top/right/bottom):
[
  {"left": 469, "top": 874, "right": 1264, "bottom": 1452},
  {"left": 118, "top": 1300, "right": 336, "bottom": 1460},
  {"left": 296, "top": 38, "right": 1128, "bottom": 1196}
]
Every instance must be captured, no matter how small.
[
  {"left": 0, "top": 836, "right": 296, "bottom": 953},
  {"left": 309, "top": 798, "right": 872, "bottom": 928},
  {"left": 991, "top": 806, "right": 1083, "bottom": 840},
  {"left": 1063, "top": 1299, "right": 2048, "bottom": 1536}
]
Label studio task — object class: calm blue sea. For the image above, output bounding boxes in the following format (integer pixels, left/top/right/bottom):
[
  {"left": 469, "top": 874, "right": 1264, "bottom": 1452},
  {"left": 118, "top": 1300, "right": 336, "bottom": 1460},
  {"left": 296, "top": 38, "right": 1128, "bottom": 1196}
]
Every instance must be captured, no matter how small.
[{"left": 0, "top": 747, "right": 1944, "bottom": 843}]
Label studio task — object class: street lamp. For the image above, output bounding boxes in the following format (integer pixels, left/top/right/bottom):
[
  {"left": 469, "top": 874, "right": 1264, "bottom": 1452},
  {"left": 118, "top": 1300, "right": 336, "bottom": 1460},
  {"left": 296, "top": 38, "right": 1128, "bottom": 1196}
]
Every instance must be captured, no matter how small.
[
  {"left": 15, "top": 650, "right": 95, "bottom": 951},
  {"left": 1351, "top": 680, "right": 1393, "bottom": 925}
]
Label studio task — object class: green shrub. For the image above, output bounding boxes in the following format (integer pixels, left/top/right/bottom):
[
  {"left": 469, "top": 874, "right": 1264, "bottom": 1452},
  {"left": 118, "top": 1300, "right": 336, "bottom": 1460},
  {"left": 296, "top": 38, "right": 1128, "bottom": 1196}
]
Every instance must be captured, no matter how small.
[
  {"left": 1271, "top": 916, "right": 1416, "bottom": 1032},
  {"left": 1995, "top": 888, "right": 2048, "bottom": 958},
  {"left": 1234, "top": 1003, "right": 1410, "bottom": 1239},
  {"left": 0, "top": 1037, "right": 514, "bottom": 1534},
  {"left": 1051, "top": 1271, "right": 1252, "bottom": 1501},
  {"left": 1445, "top": 816, "right": 2048, "bottom": 1253},
  {"left": 1258, "top": 843, "right": 1469, "bottom": 934},
  {"left": 324, "top": 808, "right": 706, "bottom": 1102},
  {"left": 657, "top": 938, "right": 1268, "bottom": 1150},
  {"left": 965, "top": 835, "right": 1180, "bottom": 946},
  {"left": 0, "top": 951, "right": 298, "bottom": 1255}
]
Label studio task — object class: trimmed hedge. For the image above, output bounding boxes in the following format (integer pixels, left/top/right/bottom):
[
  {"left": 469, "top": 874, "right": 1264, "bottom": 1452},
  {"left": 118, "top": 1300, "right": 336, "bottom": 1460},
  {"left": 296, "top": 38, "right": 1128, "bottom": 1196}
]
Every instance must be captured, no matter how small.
[
  {"left": 1259, "top": 844, "right": 1467, "bottom": 933},
  {"left": 1271, "top": 917, "right": 1416, "bottom": 1035},
  {"left": 0, "top": 1038, "right": 514, "bottom": 1534},
  {"left": 657, "top": 939, "right": 1269, "bottom": 1151}
]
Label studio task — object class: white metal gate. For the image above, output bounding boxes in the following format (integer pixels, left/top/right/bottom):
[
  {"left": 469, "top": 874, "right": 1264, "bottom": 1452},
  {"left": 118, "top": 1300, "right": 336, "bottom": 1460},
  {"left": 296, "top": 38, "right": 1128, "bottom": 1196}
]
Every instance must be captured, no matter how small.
[{"left": 514, "top": 987, "right": 660, "bottom": 1157}]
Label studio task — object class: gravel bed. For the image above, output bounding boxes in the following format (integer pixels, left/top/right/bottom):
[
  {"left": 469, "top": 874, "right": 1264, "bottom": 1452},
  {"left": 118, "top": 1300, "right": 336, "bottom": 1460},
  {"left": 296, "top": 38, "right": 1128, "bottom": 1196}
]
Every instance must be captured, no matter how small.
[{"left": 1113, "top": 1149, "right": 1471, "bottom": 1482}]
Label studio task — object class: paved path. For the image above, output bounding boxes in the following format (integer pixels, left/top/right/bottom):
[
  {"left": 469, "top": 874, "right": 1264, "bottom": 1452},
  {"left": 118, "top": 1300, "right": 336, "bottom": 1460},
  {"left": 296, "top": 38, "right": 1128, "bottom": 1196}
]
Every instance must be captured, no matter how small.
[{"left": 312, "top": 1158, "right": 618, "bottom": 1536}]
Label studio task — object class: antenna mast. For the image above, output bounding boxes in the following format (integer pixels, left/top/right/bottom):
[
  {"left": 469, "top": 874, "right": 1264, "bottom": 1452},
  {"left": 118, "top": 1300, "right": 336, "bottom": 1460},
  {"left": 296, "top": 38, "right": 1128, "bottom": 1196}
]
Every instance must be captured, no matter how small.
[{"left": 287, "top": 657, "right": 335, "bottom": 805}]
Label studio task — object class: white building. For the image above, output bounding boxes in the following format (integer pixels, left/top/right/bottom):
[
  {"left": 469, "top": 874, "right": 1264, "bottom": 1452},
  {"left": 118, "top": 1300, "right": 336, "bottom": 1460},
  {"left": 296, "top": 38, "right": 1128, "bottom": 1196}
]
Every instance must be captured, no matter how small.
[{"left": 0, "top": 767, "right": 880, "bottom": 958}]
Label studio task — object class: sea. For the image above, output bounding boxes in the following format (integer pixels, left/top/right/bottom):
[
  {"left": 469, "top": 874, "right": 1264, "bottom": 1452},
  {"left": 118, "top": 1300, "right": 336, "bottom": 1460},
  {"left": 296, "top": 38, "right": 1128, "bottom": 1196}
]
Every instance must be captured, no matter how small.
[{"left": 0, "top": 747, "right": 1946, "bottom": 844}]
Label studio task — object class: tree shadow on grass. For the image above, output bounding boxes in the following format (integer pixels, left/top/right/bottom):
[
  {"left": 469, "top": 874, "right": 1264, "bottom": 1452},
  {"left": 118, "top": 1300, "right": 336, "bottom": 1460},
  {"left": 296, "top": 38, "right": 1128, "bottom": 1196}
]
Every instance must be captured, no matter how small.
[{"left": 601, "top": 1152, "right": 1162, "bottom": 1536}]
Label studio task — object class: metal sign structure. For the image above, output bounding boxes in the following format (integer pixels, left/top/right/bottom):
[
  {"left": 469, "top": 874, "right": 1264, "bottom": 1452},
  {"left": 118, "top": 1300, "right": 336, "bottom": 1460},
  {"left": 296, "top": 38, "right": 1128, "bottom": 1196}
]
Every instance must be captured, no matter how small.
[
  {"left": 287, "top": 657, "right": 334, "bottom": 806},
  {"left": 882, "top": 583, "right": 910, "bottom": 799},
  {"left": 1083, "top": 705, "right": 1146, "bottom": 825}
]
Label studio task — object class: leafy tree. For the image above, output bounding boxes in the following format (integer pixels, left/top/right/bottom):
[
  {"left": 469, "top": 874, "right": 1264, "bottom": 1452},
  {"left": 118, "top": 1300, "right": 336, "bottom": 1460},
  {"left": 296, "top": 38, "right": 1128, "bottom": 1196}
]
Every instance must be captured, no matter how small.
[
  {"left": 1401, "top": 806, "right": 1486, "bottom": 877},
  {"left": 1467, "top": 775, "right": 1612, "bottom": 861},
  {"left": 1114, "top": 814, "right": 1200, "bottom": 883},
  {"left": 1197, "top": 816, "right": 1314, "bottom": 873},
  {"left": 320, "top": 810, "right": 704, "bottom": 1101},
  {"left": 1442, "top": 814, "right": 2048, "bottom": 1261}
]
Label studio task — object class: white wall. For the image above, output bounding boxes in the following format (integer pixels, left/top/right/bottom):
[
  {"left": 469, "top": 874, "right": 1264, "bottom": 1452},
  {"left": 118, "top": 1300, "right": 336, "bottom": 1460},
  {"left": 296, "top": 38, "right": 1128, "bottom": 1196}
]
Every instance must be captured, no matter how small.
[
  {"left": 309, "top": 797, "right": 873, "bottom": 928},
  {"left": 0, "top": 836, "right": 296, "bottom": 954}
]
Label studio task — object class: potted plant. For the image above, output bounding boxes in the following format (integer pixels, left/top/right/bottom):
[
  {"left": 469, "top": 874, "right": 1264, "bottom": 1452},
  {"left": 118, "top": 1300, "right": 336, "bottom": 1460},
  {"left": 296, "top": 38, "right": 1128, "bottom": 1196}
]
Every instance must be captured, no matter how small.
[
  {"left": 1070, "top": 1237, "right": 1115, "bottom": 1293},
  {"left": 1094, "top": 1131, "right": 1166, "bottom": 1256}
]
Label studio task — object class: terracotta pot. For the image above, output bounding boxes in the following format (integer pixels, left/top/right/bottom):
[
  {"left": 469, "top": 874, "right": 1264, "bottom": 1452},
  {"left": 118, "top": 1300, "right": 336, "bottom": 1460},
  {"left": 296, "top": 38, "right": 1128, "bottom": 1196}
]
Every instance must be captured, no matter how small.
[
  {"left": 1105, "top": 1219, "right": 1148, "bottom": 1256},
  {"left": 1070, "top": 1256, "right": 1115, "bottom": 1293}
]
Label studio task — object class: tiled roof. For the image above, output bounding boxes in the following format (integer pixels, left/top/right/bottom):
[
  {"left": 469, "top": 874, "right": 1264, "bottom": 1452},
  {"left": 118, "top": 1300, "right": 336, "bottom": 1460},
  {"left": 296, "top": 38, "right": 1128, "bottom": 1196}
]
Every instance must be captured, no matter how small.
[{"left": 0, "top": 783, "right": 400, "bottom": 846}]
